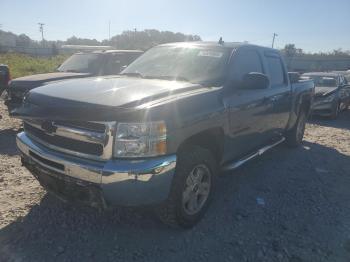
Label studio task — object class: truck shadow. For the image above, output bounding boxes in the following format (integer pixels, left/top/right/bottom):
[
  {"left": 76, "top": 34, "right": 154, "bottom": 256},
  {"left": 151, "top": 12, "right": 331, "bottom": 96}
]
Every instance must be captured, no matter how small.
[
  {"left": 308, "top": 110, "right": 350, "bottom": 130},
  {"left": 0, "top": 128, "right": 19, "bottom": 156},
  {"left": 1, "top": 140, "right": 350, "bottom": 261}
]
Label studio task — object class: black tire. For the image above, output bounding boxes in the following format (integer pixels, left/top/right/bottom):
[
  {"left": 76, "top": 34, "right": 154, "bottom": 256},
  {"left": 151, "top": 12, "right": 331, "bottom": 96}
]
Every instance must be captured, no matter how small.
[
  {"left": 285, "top": 109, "right": 307, "bottom": 147},
  {"left": 330, "top": 101, "right": 340, "bottom": 119},
  {"left": 156, "top": 145, "right": 217, "bottom": 228}
]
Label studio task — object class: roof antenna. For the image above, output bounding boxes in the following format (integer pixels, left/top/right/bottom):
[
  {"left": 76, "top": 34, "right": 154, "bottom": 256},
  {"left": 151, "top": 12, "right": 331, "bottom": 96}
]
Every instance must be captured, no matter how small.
[{"left": 218, "top": 37, "right": 224, "bottom": 45}]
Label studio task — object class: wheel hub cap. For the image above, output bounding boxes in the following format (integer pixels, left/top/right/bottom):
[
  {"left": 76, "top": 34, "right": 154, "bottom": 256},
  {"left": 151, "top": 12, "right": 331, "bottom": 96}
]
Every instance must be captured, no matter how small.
[{"left": 182, "top": 164, "right": 211, "bottom": 215}]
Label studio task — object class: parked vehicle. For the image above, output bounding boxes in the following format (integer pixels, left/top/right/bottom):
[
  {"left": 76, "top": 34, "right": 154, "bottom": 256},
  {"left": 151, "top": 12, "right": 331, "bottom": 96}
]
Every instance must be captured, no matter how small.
[
  {"left": 302, "top": 72, "right": 350, "bottom": 119},
  {"left": 0, "top": 64, "right": 11, "bottom": 98},
  {"left": 15, "top": 42, "right": 314, "bottom": 227},
  {"left": 332, "top": 70, "right": 350, "bottom": 83},
  {"left": 5, "top": 50, "right": 143, "bottom": 113}
]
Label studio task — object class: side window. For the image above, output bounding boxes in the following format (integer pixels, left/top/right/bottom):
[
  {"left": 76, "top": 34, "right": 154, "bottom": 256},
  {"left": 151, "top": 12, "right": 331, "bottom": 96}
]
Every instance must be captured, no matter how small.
[
  {"left": 104, "top": 54, "right": 130, "bottom": 75},
  {"left": 230, "top": 49, "right": 263, "bottom": 82},
  {"left": 265, "top": 55, "right": 286, "bottom": 87}
]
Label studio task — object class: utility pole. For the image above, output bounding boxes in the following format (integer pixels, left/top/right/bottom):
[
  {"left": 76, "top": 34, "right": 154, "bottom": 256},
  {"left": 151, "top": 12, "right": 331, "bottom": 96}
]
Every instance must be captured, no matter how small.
[
  {"left": 133, "top": 28, "right": 137, "bottom": 47},
  {"left": 272, "top": 33, "right": 278, "bottom": 48},
  {"left": 108, "top": 20, "right": 111, "bottom": 41},
  {"left": 38, "top": 23, "right": 45, "bottom": 45}
]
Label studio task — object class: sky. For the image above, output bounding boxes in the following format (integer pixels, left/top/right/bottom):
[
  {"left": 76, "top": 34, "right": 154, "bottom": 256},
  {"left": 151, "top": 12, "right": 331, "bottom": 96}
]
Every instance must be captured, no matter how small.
[{"left": 1, "top": 0, "right": 350, "bottom": 53}]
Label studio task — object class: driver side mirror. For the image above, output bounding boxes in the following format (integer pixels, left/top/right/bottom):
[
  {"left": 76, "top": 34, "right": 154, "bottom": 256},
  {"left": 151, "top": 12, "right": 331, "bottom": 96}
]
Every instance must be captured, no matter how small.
[{"left": 241, "top": 72, "right": 270, "bottom": 89}]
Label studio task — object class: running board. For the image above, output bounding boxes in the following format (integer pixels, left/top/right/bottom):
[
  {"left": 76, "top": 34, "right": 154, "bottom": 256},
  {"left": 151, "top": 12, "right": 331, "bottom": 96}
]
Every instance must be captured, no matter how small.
[{"left": 222, "top": 137, "right": 285, "bottom": 171}]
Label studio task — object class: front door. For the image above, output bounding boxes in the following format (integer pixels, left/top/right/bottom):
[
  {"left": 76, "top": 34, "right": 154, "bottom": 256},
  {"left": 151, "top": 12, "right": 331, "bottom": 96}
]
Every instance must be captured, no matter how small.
[{"left": 222, "top": 48, "right": 274, "bottom": 163}]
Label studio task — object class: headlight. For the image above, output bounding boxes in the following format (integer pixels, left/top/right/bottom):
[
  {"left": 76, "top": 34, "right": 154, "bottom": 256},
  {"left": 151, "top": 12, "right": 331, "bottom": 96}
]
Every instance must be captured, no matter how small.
[{"left": 114, "top": 121, "right": 167, "bottom": 158}]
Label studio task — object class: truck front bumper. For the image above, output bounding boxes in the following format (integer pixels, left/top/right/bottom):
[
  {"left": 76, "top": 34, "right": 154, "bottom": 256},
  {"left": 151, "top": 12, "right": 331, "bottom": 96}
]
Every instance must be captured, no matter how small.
[{"left": 16, "top": 132, "right": 176, "bottom": 207}]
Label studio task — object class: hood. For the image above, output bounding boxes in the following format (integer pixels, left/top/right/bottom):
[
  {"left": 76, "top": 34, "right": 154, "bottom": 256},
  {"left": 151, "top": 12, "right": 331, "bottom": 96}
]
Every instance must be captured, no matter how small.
[
  {"left": 10, "top": 72, "right": 91, "bottom": 91},
  {"left": 315, "top": 86, "right": 338, "bottom": 96},
  {"left": 13, "top": 76, "right": 208, "bottom": 121}
]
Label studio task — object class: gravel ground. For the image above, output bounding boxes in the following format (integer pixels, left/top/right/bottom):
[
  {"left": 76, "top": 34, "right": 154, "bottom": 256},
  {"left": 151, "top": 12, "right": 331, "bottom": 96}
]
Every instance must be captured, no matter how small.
[{"left": 0, "top": 101, "right": 350, "bottom": 262}]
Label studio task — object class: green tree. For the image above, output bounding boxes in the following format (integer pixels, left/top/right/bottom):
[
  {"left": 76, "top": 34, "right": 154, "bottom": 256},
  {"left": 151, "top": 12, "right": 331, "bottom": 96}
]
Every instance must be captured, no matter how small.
[{"left": 282, "top": 44, "right": 303, "bottom": 58}]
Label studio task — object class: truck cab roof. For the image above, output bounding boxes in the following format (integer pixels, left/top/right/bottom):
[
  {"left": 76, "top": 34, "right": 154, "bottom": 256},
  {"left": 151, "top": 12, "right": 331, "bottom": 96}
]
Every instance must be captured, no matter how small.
[{"left": 158, "top": 41, "right": 278, "bottom": 53}]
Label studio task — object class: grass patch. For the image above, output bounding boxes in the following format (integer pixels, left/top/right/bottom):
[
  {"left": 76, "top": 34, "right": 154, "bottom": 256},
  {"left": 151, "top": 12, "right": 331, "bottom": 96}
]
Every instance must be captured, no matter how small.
[{"left": 0, "top": 53, "right": 69, "bottom": 79}]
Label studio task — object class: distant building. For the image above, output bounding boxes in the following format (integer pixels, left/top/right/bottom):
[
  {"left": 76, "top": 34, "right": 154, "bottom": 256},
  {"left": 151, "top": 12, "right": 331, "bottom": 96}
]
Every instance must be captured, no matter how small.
[{"left": 285, "top": 56, "right": 350, "bottom": 73}]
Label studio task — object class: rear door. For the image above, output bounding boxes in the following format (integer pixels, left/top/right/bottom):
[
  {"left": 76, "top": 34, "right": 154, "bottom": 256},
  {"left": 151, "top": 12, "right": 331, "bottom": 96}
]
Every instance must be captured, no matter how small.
[
  {"left": 262, "top": 51, "right": 292, "bottom": 135},
  {"left": 222, "top": 48, "right": 275, "bottom": 162}
]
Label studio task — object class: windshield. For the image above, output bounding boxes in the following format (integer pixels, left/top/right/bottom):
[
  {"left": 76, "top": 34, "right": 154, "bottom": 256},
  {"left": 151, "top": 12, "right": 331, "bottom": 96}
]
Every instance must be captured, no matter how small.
[
  {"left": 304, "top": 75, "right": 338, "bottom": 87},
  {"left": 57, "top": 53, "right": 102, "bottom": 73},
  {"left": 122, "top": 45, "right": 230, "bottom": 86}
]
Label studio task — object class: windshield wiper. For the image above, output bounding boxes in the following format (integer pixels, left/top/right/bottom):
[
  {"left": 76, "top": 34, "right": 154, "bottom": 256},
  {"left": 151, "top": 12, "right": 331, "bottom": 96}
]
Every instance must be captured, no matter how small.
[
  {"left": 144, "top": 75, "right": 191, "bottom": 82},
  {"left": 119, "top": 72, "right": 144, "bottom": 78}
]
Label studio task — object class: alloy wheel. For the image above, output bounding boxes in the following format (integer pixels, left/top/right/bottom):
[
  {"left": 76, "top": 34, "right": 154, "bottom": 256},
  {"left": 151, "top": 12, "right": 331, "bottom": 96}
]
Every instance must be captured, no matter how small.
[{"left": 182, "top": 164, "right": 211, "bottom": 216}]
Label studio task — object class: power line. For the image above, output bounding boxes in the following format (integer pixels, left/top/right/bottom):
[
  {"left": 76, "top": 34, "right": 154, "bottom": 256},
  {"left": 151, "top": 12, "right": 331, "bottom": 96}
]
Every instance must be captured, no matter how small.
[{"left": 272, "top": 33, "right": 278, "bottom": 48}]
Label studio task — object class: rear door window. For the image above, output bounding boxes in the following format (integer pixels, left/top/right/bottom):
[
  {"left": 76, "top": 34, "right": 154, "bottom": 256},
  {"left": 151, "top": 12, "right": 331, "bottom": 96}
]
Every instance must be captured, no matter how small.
[
  {"left": 104, "top": 54, "right": 130, "bottom": 75},
  {"left": 104, "top": 53, "right": 142, "bottom": 75},
  {"left": 265, "top": 55, "right": 286, "bottom": 87}
]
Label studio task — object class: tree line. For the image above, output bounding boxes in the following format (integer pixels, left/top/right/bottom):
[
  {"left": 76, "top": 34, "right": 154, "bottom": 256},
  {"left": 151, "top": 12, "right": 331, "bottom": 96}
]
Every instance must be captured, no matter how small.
[
  {"left": 281, "top": 44, "right": 350, "bottom": 58},
  {"left": 1, "top": 29, "right": 349, "bottom": 64},
  {"left": 0, "top": 29, "right": 201, "bottom": 52}
]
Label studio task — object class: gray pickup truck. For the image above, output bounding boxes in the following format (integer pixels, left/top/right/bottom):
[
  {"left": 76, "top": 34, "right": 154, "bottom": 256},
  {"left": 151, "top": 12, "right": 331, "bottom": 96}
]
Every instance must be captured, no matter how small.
[
  {"left": 5, "top": 50, "right": 143, "bottom": 113},
  {"left": 15, "top": 42, "right": 314, "bottom": 227}
]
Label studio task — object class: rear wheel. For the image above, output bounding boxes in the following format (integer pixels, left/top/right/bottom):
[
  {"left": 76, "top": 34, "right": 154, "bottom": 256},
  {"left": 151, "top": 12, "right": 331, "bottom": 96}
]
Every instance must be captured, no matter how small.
[
  {"left": 156, "top": 146, "right": 217, "bottom": 228},
  {"left": 285, "top": 109, "right": 307, "bottom": 147}
]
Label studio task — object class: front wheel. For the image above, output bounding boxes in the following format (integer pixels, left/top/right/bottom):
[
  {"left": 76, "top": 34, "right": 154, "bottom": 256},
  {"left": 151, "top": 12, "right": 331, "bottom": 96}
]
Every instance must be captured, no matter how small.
[
  {"left": 0, "top": 88, "right": 8, "bottom": 100},
  {"left": 330, "top": 101, "right": 340, "bottom": 120},
  {"left": 285, "top": 109, "right": 307, "bottom": 147},
  {"left": 156, "top": 146, "right": 217, "bottom": 228}
]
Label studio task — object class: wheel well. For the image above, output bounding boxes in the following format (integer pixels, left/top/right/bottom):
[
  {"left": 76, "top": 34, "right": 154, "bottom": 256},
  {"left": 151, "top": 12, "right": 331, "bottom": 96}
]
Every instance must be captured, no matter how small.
[
  {"left": 300, "top": 97, "right": 311, "bottom": 115},
  {"left": 178, "top": 128, "right": 224, "bottom": 163}
]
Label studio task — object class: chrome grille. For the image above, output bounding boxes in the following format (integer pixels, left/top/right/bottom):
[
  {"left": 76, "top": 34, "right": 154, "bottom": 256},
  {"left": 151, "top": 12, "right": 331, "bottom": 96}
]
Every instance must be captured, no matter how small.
[{"left": 24, "top": 119, "right": 115, "bottom": 161}]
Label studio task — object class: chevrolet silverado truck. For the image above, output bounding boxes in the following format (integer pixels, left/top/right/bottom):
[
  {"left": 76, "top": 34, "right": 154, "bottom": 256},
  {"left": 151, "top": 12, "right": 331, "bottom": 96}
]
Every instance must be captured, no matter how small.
[
  {"left": 302, "top": 72, "right": 350, "bottom": 119},
  {"left": 5, "top": 50, "right": 143, "bottom": 113},
  {"left": 15, "top": 42, "right": 314, "bottom": 227}
]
